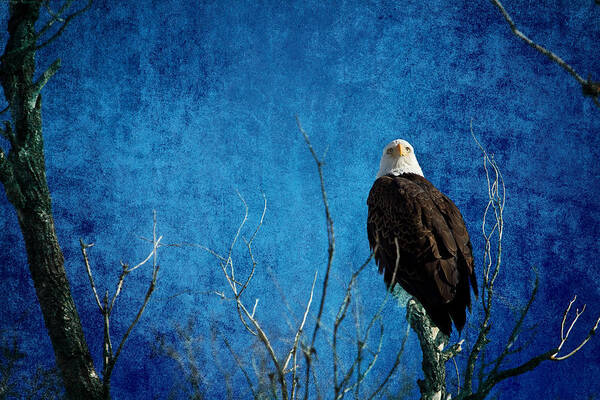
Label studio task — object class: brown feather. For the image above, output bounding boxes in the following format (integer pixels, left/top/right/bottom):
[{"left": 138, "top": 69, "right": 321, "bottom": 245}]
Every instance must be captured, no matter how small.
[{"left": 367, "top": 173, "right": 477, "bottom": 335}]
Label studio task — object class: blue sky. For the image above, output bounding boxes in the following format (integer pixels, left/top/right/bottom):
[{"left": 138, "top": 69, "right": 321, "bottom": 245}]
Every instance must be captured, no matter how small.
[{"left": 1, "top": 0, "right": 599, "bottom": 398}]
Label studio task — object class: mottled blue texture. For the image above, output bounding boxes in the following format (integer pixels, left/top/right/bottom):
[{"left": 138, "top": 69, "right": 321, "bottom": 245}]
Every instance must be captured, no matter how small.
[{"left": 1, "top": 0, "right": 599, "bottom": 398}]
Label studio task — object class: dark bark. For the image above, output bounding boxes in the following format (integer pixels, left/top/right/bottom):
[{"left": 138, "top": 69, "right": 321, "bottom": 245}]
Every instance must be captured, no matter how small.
[
  {"left": 16, "top": 210, "right": 103, "bottom": 399},
  {"left": 0, "top": 1, "right": 103, "bottom": 399}
]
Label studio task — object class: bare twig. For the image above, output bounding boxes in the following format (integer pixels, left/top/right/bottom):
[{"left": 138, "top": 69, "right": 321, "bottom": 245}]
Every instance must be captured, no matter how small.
[
  {"left": 36, "top": 0, "right": 94, "bottom": 50},
  {"left": 223, "top": 335, "right": 258, "bottom": 399},
  {"left": 490, "top": 0, "right": 599, "bottom": 108},
  {"left": 284, "top": 270, "right": 318, "bottom": 376},
  {"left": 452, "top": 357, "right": 461, "bottom": 395},
  {"left": 296, "top": 116, "right": 335, "bottom": 344},
  {"left": 79, "top": 240, "right": 102, "bottom": 311},
  {"left": 337, "top": 320, "right": 386, "bottom": 400},
  {"left": 239, "top": 192, "right": 267, "bottom": 297},
  {"left": 464, "top": 122, "right": 505, "bottom": 394},
  {"left": 460, "top": 127, "right": 599, "bottom": 400},
  {"left": 111, "top": 263, "right": 159, "bottom": 365},
  {"left": 101, "top": 291, "right": 111, "bottom": 377},
  {"left": 490, "top": 273, "right": 539, "bottom": 376},
  {"left": 108, "top": 265, "right": 127, "bottom": 315},
  {"left": 296, "top": 116, "right": 337, "bottom": 400},
  {"left": 81, "top": 212, "right": 162, "bottom": 394},
  {"left": 332, "top": 252, "right": 375, "bottom": 398},
  {"left": 227, "top": 190, "right": 249, "bottom": 293},
  {"left": 366, "top": 324, "right": 410, "bottom": 400},
  {"left": 205, "top": 191, "right": 323, "bottom": 400},
  {"left": 551, "top": 296, "right": 600, "bottom": 360},
  {"left": 37, "top": 0, "right": 73, "bottom": 39},
  {"left": 288, "top": 270, "right": 318, "bottom": 400},
  {"left": 192, "top": 199, "right": 260, "bottom": 338},
  {"left": 333, "top": 240, "right": 402, "bottom": 400}
]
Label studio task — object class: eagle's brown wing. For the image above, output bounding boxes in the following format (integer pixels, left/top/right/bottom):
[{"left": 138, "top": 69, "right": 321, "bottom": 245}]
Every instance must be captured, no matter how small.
[{"left": 367, "top": 173, "right": 477, "bottom": 335}]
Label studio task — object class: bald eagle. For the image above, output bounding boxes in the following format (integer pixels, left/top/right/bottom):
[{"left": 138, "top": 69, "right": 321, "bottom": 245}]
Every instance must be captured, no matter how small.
[{"left": 367, "top": 139, "right": 478, "bottom": 336}]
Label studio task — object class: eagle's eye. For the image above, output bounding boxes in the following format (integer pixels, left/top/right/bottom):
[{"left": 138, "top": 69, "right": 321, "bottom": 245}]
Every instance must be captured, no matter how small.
[
  {"left": 405, "top": 146, "right": 411, "bottom": 153},
  {"left": 386, "top": 148, "right": 393, "bottom": 155}
]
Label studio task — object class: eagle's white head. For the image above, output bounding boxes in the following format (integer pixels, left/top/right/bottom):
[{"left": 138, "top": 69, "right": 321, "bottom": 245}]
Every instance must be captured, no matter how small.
[{"left": 376, "top": 139, "right": 424, "bottom": 178}]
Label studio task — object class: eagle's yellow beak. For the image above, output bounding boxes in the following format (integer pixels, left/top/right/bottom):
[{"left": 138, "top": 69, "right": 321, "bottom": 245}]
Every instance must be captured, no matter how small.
[{"left": 396, "top": 143, "right": 405, "bottom": 157}]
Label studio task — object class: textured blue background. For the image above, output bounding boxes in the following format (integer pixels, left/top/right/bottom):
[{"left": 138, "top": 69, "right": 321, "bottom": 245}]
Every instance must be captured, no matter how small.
[{"left": 1, "top": 0, "right": 599, "bottom": 398}]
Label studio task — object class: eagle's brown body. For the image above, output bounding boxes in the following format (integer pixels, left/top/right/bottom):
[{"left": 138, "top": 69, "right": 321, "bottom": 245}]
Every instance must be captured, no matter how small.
[{"left": 367, "top": 173, "right": 478, "bottom": 336}]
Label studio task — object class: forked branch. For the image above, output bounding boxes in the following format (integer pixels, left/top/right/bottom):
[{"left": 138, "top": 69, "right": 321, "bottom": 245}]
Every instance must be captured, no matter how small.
[
  {"left": 295, "top": 116, "right": 337, "bottom": 400},
  {"left": 195, "top": 191, "right": 318, "bottom": 400},
  {"left": 464, "top": 123, "right": 506, "bottom": 395},
  {"left": 295, "top": 116, "right": 335, "bottom": 348},
  {"left": 36, "top": 0, "right": 94, "bottom": 50},
  {"left": 460, "top": 127, "right": 599, "bottom": 400},
  {"left": 551, "top": 295, "right": 600, "bottom": 361},
  {"left": 81, "top": 212, "right": 162, "bottom": 395}
]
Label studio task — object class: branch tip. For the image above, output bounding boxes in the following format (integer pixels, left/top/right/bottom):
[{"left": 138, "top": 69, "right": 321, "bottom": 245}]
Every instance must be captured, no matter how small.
[{"left": 490, "top": 0, "right": 598, "bottom": 109}]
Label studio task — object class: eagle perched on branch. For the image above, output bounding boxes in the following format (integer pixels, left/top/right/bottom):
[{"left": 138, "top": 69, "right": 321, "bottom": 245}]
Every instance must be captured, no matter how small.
[{"left": 367, "top": 139, "right": 478, "bottom": 336}]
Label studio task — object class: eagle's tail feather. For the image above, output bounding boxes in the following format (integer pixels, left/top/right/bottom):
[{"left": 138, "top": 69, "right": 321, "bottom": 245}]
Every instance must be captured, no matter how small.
[
  {"left": 421, "top": 302, "right": 453, "bottom": 337},
  {"left": 448, "top": 298, "right": 467, "bottom": 333},
  {"left": 420, "top": 297, "right": 468, "bottom": 337}
]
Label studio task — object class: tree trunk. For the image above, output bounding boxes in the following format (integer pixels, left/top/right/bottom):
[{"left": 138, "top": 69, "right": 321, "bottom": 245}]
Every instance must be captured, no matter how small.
[
  {"left": 406, "top": 298, "right": 449, "bottom": 400},
  {"left": 16, "top": 209, "right": 104, "bottom": 399},
  {"left": 0, "top": 1, "right": 104, "bottom": 398}
]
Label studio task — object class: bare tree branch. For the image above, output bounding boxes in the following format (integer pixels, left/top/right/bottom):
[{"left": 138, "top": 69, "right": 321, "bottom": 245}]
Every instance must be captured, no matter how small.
[
  {"left": 36, "top": 0, "right": 73, "bottom": 39},
  {"left": 332, "top": 239, "right": 403, "bottom": 400},
  {"left": 551, "top": 296, "right": 600, "bottom": 361},
  {"left": 489, "top": 273, "right": 539, "bottom": 376},
  {"left": 30, "top": 58, "right": 61, "bottom": 105},
  {"left": 464, "top": 123, "right": 506, "bottom": 394},
  {"left": 79, "top": 240, "right": 102, "bottom": 312},
  {"left": 81, "top": 212, "right": 162, "bottom": 397},
  {"left": 366, "top": 325, "right": 410, "bottom": 400},
  {"left": 111, "top": 263, "right": 160, "bottom": 366},
  {"left": 463, "top": 349, "right": 557, "bottom": 400},
  {"left": 222, "top": 335, "right": 258, "bottom": 400},
  {"left": 333, "top": 254, "right": 375, "bottom": 398},
  {"left": 289, "top": 271, "right": 318, "bottom": 400},
  {"left": 197, "top": 191, "right": 321, "bottom": 400},
  {"left": 36, "top": 0, "right": 94, "bottom": 51},
  {"left": 197, "top": 171, "right": 398, "bottom": 400},
  {"left": 295, "top": 116, "right": 337, "bottom": 400},
  {"left": 239, "top": 192, "right": 267, "bottom": 297},
  {"left": 459, "top": 126, "right": 600, "bottom": 400},
  {"left": 490, "top": 0, "right": 599, "bottom": 108}
]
